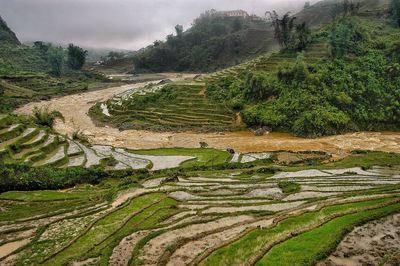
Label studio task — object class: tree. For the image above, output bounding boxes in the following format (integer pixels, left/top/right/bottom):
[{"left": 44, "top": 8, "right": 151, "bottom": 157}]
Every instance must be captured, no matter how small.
[
  {"left": 47, "top": 46, "right": 64, "bottom": 77},
  {"left": 328, "top": 18, "right": 367, "bottom": 58},
  {"left": 304, "top": 2, "right": 311, "bottom": 9},
  {"left": 294, "top": 22, "right": 312, "bottom": 51},
  {"left": 67, "top": 44, "right": 87, "bottom": 70},
  {"left": 266, "top": 11, "right": 296, "bottom": 48},
  {"left": 331, "top": 0, "right": 361, "bottom": 20},
  {"left": 175, "top": 24, "right": 184, "bottom": 37},
  {"left": 232, "top": 18, "right": 242, "bottom": 31},
  {"left": 389, "top": 0, "right": 400, "bottom": 26}
]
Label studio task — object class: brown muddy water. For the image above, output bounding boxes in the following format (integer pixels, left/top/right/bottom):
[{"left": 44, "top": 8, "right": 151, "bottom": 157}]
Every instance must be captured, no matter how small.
[{"left": 15, "top": 76, "right": 400, "bottom": 157}]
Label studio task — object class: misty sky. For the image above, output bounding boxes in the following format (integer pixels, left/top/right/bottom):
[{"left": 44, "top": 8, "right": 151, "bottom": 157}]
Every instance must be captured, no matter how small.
[{"left": 0, "top": 0, "right": 316, "bottom": 50}]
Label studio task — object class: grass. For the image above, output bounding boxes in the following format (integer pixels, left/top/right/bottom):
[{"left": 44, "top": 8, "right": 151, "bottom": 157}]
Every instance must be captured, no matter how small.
[
  {"left": 90, "top": 198, "right": 178, "bottom": 265},
  {"left": 257, "top": 202, "right": 400, "bottom": 266},
  {"left": 279, "top": 151, "right": 400, "bottom": 173},
  {"left": 130, "top": 147, "right": 232, "bottom": 168},
  {"left": 0, "top": 191, "right": 83, "bottom": 201},
  {"left": 278, "top": 181, "right": 301, "bottom": 194},
  {"left": 42, "top": 193, "right": 166, "bottom": 265},
  {"left": 0, "top": 199, "right": 93, "bottom": 222},
  {"left": 92, "top": 83, "right": 239, "bottom": 132},
  {"left": 200, "top": 197, "right": 395, "bottom": 266}
]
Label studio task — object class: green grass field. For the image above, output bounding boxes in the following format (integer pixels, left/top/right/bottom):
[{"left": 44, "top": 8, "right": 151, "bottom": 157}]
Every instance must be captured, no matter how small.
[{"left": 130, "top": 148, "right": 232, "bottom": 168}]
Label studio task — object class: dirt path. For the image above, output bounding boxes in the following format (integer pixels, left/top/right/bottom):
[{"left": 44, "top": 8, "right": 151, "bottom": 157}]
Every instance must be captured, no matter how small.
[
  {"left": 15, "top": 75, "right": 400, "bottom": 156},
  {"left": 318, "top": 213, "right": 400, "bottom": 266}
]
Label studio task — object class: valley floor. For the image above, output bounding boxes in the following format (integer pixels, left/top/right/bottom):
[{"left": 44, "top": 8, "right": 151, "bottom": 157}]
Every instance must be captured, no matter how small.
[{"left": 14, "top": 76, "right": 400, "bottom": 158}]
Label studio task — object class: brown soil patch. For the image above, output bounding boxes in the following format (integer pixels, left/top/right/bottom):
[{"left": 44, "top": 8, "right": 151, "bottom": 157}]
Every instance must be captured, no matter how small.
[
  {"left": 139, "top": 215, "right": 253, "bottom": 265},
  {"left": 0, "top": 239, "right": 30, "bottom": 259},
  {"left": 167, "top": 218, "right": 274, "bottom": 266},
  {"left": 276, "top": 152, "right": 325, "bottom": 164},
  {"left": 198, "top": 88, "right": 206, "bottom": 96},
  {"left": 318, "top": 213, "right": 400, "bottom": 266}
]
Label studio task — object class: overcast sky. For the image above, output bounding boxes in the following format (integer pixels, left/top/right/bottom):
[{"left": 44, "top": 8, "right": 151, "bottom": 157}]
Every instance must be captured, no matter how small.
[{"left": 0, "top": 0, "right": 316, "bottom": 50}]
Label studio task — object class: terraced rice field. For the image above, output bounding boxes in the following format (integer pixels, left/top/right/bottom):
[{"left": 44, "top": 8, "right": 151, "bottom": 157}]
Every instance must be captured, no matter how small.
[
  {"left": 90, "top": 47, "right": 338, "bottom": 138},
  {"left": 206, "top": 42, "right": 329, "bottom": 84},
  {"left": 94, "top": 82, "right": 238, "bottom": 132},
  {"left": 1, "top": 161, "right": 399, "bottom": 265},
  {"left": 0, "top": 118, "right": 197, "bottom": 171}
]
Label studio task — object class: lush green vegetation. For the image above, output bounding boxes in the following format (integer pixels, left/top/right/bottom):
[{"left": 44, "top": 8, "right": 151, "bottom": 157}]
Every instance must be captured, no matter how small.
[
  {"left": 201, "top": 197, "right": 395, "bottom": 266},
  {"left": 41, "top": 193, "right": 169, "bottom": 265},
  {"left": 133, "top": 11, "right": 276, "bottom": 72},
  {"left": 91, "top": 83, "right": 238, "bottom": 132},
  {"left": 0, "top": 190, "right": 83, "bottom": 201},
  {"left": 0, "top": 163, "right": 133, "bottom": 192},
  {"left": 32, "top": 107, "right": 64, "bottom": 129},
  {"left": 67, "top": 44, "right": 87, "bottom": 70},
  {"left": 130, "top": 148, "right": 232, "bottom": 167},
  {"left": 0, "top": 16, "right": 121, "bottom": 112},
  {"left": 206, "top": 12, "right": 400, "bottom": 137},
  {"left": 278, "top": 181, "right": 301, "bottom": 194},
  {"left": 389, "top": 0, "right": 400, "bottom": 26},
  {"left": 257, "top": 202, "right": 400, "bottom": 266}
]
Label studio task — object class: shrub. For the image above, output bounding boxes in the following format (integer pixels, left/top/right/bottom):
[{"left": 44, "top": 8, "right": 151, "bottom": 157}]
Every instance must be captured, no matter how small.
[
  {"left": 278, "top": 181, "right": 301, "bottom": 194},
  {"left": 32, "top": 107, "right": 64, "bottom": 129},
  {"left": 72, "top": 130, "right": 90, "bottom": 144}
]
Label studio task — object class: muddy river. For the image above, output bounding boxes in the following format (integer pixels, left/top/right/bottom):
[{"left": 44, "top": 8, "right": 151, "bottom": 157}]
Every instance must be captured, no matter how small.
[{"left": 15, "top": 76, "right": 400, "bottom": 157}]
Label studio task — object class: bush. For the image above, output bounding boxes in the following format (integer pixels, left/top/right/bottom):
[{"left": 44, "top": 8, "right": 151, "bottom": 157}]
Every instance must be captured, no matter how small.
[
  {"left": 67, "top": 44, "right": 87, "bottom": 70},
  {"left": 389, "top": 0, "right": 400, "bottom": 26},
  {"left": 72, "top": 130, "right": 90, "bottom": 144},
  {"left": 32, "top": 107, "right": 64, "bottom": 129},
  {"left": 0, "top": 163, "right": 108, "bottom": 192},
  {"left": 328, "top": 17, "right": 368, "bottom": 58},
  {"left": 278, "top": 181, "right": 301, "bottom": 194}
]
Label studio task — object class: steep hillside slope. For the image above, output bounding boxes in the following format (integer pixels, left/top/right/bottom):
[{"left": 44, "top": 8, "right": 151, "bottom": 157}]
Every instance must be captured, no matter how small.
[
  {"left": 0, "top": 15, "right": 20, "bottom": 46},
  {"left": 295, "top": 0, "right": 390, "bottom": 26},
  {"left": 0, "top": 15, "right": 116, "bottom": 113},
  {"left": 133, "top": 13, "right": 278, "bottom": 73},
  {"left": 205, "top": 0, "right": 400, "bottom": 137}
]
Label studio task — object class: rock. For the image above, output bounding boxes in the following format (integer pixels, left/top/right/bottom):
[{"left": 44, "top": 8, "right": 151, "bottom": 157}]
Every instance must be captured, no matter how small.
[
  {"left": 226, "top": 148, "right": 235, "bottom": 154},
  {"left": 157, "top": 79, "right": 172, "bottom": 85},
  {"left": 253, "top": 127, "right": 271, "bottom": 136}
]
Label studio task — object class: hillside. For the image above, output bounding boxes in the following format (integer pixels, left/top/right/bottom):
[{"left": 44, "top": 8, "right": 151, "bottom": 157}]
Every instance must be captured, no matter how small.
[
  {"left": 93, "top": 0, "right": 400, "bottom": 137},
  {"left": 0, "top": 16, "right": 121, "bottom": 113},
  {"left": 205, "top": 0, "right": 399, "bottom": 137},
  {"left": 131, "top": 1, "right": 372, "bottom": 73},
  {"left": 0, "top": 15, "right": 20, "bottom": 46},
  {"left": 132, "top": 10, "right": 278, "bottom": 73}
]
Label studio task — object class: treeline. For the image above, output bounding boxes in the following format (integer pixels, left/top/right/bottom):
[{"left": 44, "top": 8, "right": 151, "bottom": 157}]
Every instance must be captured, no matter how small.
[
  {"left": 0, "top": 163, "right": 144, "bottom": 192},
  {"left": 207, "top": 14, "right": 400, "bottom": 137},
  {"left": 133, "top": 10, "right": 268, "bottom": 72},
  {"left": 33, "top": 42, "right": 88, "bottom": 76}
]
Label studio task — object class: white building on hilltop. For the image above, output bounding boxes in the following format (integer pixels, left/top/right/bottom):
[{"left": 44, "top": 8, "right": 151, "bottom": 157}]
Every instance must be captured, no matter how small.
[{"left": 216, "top": 10, "right": 249, "bottom": 18}]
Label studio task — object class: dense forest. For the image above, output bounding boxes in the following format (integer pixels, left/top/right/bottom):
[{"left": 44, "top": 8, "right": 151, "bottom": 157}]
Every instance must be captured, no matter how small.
[
  {"left": 132, "top": 10, "right": 276, "bottom": 72},
  {"left": 206, "top": 1, "right": 400, "bottom": 137}
]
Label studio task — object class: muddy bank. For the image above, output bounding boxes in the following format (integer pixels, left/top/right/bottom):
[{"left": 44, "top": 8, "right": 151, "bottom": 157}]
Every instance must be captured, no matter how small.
[
  {"left": 318, "top": 213, "right": 400, "bottom": 266},
  {"left": 15, "top": 78, "right": 400, "bottom": 156}
]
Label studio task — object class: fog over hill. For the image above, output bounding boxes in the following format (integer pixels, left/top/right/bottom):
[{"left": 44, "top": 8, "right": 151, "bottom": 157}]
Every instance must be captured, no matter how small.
[{"left": 0, "top": 0, "right": 318, "bottom": 50}]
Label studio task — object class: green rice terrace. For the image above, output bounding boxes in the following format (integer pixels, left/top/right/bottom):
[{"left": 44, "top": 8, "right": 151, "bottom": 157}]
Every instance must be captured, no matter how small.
[
  {"left": 90, "top": 80, "right": 240, "bottom": 132},
  {"left": 2, "top": 113, "right": 400, "bottom": 265},
  {"left": 1, "top": 129, "right": 400, "bottom": 265}
]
